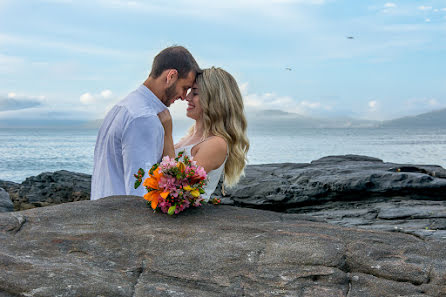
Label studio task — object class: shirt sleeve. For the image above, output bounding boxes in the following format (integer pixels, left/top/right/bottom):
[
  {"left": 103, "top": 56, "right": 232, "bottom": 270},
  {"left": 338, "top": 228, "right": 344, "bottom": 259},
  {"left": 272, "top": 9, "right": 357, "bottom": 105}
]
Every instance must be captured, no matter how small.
[{"left": 122, "top": 115, "right": 164, "bottom": 196}]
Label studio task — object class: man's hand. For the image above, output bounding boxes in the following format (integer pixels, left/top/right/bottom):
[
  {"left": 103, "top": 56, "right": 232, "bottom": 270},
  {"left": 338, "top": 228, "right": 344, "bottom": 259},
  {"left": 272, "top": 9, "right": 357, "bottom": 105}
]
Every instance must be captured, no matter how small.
[
  {"left": 157, "top": 109, "right": 173, "bottom": 136},
  {"left": 157, "top": 109, "right": 175, "bottom": 158}
]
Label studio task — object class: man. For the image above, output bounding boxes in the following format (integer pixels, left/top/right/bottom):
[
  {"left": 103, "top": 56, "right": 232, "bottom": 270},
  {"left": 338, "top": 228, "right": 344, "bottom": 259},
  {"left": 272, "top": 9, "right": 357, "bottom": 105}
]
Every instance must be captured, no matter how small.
[{"left": 90, "top": 46, "right": 200, "bottom": 200}]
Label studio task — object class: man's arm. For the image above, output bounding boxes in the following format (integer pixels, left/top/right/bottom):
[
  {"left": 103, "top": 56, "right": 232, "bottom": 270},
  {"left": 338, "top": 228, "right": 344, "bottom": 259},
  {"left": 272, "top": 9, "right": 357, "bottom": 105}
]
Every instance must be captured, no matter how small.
[{"left": 122, "top": 115, "right": 164, "bottom": 196}]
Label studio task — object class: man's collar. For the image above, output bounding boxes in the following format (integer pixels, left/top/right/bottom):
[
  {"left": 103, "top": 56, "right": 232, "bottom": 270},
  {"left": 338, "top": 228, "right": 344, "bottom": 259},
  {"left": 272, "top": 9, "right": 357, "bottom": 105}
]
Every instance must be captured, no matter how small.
[{"left": 137, "top": 84, "right": 167, "bottom": 112}]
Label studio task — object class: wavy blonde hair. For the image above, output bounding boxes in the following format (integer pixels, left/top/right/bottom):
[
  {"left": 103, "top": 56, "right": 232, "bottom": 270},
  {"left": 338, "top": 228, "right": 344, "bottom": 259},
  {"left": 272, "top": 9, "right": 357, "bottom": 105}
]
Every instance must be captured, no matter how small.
[{"left": 191, "top": 67, "right": 249, "bottom": 187}]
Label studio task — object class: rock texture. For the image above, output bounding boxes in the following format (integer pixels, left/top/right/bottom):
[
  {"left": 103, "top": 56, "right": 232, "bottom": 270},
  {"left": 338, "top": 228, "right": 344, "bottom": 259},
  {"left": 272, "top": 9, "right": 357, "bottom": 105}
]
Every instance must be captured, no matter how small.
[
  {"left": 2, "top": 155, "right": 445, "bottom": 241},
  {"left": 216, "top": 155, "right": 446, "bottom": 209},
  {"left": 0, "top": 170, "right": 90, "bottom": 211},
  {"left": 0, "top": 188, "right": 13, "bottom": 213},
  {"left": 0, "top": 196, "right": 445, "bottom": 297},
  {"left": 213, "top": 155, "right": 446, "bottom": 240}
]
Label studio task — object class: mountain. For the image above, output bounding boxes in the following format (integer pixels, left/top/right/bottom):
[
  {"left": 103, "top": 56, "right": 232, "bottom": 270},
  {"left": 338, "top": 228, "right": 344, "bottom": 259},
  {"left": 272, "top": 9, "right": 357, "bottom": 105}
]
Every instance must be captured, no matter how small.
[
  {"left": 247, "top": 109, "right": 379, "bottom": 128},
  {"left": 380, "top": 108, "right": 446, "bottom": 128}
]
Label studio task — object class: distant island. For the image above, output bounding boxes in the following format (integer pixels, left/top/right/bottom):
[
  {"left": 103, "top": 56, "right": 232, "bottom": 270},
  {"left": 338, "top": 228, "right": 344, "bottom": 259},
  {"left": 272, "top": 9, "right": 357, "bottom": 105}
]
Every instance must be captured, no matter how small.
[
  {"left": 1, "top": 108, "right": 445, "bottom": 129},
  {"left": 379, "top": 108, "right": 446, "bottom": 128}
]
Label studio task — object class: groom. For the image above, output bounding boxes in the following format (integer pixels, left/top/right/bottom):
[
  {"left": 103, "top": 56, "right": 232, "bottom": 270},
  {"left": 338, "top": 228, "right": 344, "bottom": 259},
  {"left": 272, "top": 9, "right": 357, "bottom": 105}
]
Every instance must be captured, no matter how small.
[{"left": 90, "top": 46, "right": 201, "bottom": 200}]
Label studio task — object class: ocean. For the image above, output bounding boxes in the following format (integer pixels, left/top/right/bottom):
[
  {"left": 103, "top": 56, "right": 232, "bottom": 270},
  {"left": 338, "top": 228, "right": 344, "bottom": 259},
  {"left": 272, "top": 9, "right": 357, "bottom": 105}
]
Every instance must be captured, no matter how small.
[{"left": 1, "top": 125, "right": 446, "bottom": 183}]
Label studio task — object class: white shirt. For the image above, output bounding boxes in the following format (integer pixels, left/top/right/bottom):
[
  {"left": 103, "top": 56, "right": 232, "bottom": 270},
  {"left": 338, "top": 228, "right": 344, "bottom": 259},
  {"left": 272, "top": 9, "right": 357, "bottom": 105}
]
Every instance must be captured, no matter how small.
[
  {"left": 174, "top": 139, "right": 227, "bottom": 201},
  {"left": 90, "top": 85, "right": 167, "bottom": 200}
]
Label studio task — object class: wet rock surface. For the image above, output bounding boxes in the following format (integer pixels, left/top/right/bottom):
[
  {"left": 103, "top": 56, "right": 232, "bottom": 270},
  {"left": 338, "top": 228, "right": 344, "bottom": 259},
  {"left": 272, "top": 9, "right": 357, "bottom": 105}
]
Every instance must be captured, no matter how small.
[
  {"left": 0, "top": 170, "right": 90, "bottom": 211},
  {"left": 1, "top": 155, "right": 445, "bottom": 240},
  {"left": 214, "top": 155, "right": 446, "bottom": 240},
  {"left": 0, "top": 196, "right": 445, "bottom": 297},
  {"left": 0, "top": 188, "right": 13, "bottom": 213}
]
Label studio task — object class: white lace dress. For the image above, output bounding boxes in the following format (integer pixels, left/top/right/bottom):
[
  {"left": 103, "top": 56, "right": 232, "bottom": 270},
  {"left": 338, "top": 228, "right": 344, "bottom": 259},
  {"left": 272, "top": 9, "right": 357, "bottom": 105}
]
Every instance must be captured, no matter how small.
[{"left": 174, "top": 141, "right": 227, "bottom": 202}]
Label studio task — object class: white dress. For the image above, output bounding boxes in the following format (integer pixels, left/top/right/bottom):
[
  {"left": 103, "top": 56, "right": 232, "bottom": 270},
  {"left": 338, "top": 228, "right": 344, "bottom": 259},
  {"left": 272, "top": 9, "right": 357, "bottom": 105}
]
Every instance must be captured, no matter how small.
[{"left": 174, "top": 140, "right": 227, "bottom": 202}]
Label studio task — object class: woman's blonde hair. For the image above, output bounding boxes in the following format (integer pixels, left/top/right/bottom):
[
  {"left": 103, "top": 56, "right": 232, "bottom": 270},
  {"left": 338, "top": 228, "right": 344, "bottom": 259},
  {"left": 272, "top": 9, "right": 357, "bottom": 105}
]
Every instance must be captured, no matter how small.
[{"left": 192, "top": 67, "right": 249, "bottom": 187}]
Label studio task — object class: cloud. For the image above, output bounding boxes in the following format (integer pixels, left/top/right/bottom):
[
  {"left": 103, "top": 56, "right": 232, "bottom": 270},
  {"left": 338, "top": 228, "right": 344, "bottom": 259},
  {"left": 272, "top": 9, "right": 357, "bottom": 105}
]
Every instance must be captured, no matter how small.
[
  {"left": 368, "top": 100, "right": 378, "bottom": 111},
  {"left": 92, "top": 0, "right": 325, "bottom": 21},
  {"left": 384, "top": 3, "right": 396, "bottom": 8},
  {"left": 418, "top": 6, "right": 432, "bottom": 11},
  {"left": 425, "top": 18, "right": 431, "bottom": 22},
  {"left": 239, "top": 83, "right": 331, "bottom": 116},
  {"left": 402, "top": 97, "right": 445, "bottom": 115},
  {"left": 0, "top": 93, "right": 44, "bottom": 112},
  {"left": 0, "top": 54, "right": 25, "bottom": 73},
  {"left": 80, "top": 89, "right": 114, "bottom": 105},
  {"left": 0, "top": 33, "right": 144, "bottom": 58}
]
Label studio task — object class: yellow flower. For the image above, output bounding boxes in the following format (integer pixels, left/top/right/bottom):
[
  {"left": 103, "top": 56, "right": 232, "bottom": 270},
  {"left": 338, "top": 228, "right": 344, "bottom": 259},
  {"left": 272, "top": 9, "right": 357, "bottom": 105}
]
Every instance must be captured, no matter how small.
[
  {"left": 190, "top": 189, "right": 200, "bottom": 197},
  {"left": 183, "top": 185, "right": 192, "bottom": 191},
  {"left": 177, "top": 161, "right": 186, "bottom": 172}
]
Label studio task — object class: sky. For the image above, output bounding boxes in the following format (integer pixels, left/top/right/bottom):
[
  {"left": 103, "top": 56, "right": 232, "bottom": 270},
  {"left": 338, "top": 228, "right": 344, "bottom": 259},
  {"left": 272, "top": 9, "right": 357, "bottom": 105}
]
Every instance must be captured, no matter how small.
[{"left": 0, "top": 0, "right": 445, "bottom": 125}]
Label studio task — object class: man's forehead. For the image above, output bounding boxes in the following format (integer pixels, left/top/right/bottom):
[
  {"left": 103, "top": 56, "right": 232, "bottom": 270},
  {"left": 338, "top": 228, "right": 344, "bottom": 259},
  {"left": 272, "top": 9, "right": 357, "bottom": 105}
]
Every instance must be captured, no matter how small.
[{"left": 181, "top": 71, "right": 196, "bottom": 87}]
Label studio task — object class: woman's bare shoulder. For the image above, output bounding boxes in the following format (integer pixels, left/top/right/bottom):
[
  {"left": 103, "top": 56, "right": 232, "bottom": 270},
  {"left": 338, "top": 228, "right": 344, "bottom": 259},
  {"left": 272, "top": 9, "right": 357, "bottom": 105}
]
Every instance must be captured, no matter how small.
[{"left": 192, "top": 136, "right": 227, "bottom": 159}]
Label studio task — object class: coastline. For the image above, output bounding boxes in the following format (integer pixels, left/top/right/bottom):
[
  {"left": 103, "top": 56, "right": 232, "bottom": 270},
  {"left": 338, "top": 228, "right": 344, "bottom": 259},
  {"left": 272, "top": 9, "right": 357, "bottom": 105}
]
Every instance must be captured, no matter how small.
[{"left": 1, "top": 154, "right": 445, "bottom": 241}]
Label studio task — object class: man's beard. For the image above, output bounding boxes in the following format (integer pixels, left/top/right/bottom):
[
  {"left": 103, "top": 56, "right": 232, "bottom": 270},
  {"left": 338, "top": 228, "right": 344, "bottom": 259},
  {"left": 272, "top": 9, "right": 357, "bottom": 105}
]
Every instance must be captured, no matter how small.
[{"left": 163, "top": 82, "right": 177, "bottom": 107}]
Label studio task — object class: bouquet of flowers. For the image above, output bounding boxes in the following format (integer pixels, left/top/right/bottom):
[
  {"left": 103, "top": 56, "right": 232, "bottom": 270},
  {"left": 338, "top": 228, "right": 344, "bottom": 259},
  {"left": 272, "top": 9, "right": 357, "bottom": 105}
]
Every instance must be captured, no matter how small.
[{"left": 134, "top": 151, "right": 208, "bottom": 215}]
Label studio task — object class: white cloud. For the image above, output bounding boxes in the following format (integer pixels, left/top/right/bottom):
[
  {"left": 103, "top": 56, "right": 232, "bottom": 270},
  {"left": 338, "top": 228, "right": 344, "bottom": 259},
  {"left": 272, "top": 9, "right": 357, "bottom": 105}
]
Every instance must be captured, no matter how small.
[
  {"left": 384, "top": 3, "right": 396, "bottom": 8},
  {"left": 0, "top": 93, "right": 45, "bottom": 112},
  {"left": 418, "top": 6, "right": 432, "bottom": 11},
  {"left": 425, "top": 18, "right": 431, "bottom": 22},
  {"left": 100, "top": 89, "right": 113, "bottom": 98},
  {"left": 92, "top": 0, "right": 325, "bottom": 21},
  {"left": 79, "top": 93, "right": 95, "bottom": 104},
  {"left": 368, "top": 100, "right": 378, "bottom": 110},
  {"left": 0, "top": 33, "right": 143, "bottom": 58},
  {"left": 0, "top": 54, "right": 25, "bottom": 73},
  {"left": 239, "top": 82, "right": 330, "bottom": 116},
  {"left": 428, "top": 99, "right": 438, "bottom": 106},
  {"left": 403, "top": 97, "right": 444, "bottom": 115},
  {"left": 80, "top": 90, "right": 114, "bottom": 105}
]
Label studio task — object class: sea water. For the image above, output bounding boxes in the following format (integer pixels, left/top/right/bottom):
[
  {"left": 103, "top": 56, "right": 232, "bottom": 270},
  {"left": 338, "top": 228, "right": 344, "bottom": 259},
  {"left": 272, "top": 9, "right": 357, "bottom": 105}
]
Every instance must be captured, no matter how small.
[{"left": 1, "top": 126, "right": 445, "bottom": 183}]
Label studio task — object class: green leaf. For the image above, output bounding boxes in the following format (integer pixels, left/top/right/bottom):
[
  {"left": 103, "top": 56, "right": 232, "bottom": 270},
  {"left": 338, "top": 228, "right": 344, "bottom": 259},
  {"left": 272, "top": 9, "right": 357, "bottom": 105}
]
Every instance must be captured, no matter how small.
[
  {"left": 138, "top": 168, "right": 145, "bottom": 176},
  {"left": 199, "top": 188, "right": 205, "bottom": 194},
  {"left": 168, "top": 205, "right": 177, "bottom": 215},
  {"left": 134, "top": 179, "right": 142, "bottom": 189}
]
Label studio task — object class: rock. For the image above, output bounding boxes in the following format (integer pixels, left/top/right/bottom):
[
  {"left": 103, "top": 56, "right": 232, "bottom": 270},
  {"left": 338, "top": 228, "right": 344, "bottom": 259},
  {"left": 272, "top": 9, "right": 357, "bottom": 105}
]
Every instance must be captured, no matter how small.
[
  {"left": 1, "top": 155, "right": 446, "bottom": 240},
  {"left": 211, "top": 155, "right": 446, "bottom": 240},
  {"left": 0, "top": 196, "right": 444, "bottom": 296},
  {"left": 0, "top": 188, "right": 13, "bottom": 213},
  {"left": 215, "top": 155, "right": 446, "bottom": 210},
  {"left": 0, "top": 170, "right": 91, "bottom": 211}
]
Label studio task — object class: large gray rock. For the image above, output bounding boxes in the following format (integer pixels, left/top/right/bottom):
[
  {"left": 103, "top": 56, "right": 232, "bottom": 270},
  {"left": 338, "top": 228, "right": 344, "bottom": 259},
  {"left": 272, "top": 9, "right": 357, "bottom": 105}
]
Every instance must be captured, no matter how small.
[
  {"left": 216, "top": 155, "right": 446, "bottom": 209},
  {"left": 1, "top": 155, "right": 446, "bottom": 240},
  {"left": 212, "top": 155, "right": 446, "bottom": 241},
  {"left": 0, "top": 170, "right": 90, "bottom": 211},
  {"left": 0, "top": 196, "right": 445, "bottom": 296},
  {"left": 0, "top": 188, "right": 13, "bottom": 213}
]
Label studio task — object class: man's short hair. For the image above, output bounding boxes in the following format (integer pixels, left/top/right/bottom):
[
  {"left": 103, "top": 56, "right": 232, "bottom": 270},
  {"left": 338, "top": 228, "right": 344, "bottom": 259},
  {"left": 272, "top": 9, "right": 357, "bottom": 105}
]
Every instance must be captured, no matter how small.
[{"left": 149, "top": 46, "right": 201, "bottom": 79}]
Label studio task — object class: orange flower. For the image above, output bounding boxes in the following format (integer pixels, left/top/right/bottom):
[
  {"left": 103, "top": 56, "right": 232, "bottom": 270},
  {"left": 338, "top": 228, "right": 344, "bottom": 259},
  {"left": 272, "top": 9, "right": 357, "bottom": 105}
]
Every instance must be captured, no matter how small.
[{"left": 142, "top": 168, "right": 169, "bottom": 209}]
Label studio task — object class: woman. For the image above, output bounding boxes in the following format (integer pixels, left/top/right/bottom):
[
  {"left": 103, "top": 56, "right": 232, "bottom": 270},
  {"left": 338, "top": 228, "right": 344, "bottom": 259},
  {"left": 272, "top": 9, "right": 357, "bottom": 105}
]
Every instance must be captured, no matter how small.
[{"left": 158, "top": 67, "right": 249, "bottom": 201}]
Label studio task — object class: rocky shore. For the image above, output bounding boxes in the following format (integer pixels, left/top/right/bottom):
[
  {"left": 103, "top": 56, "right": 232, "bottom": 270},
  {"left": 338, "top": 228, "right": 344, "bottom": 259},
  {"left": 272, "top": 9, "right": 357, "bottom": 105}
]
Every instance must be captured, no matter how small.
[
  {"left": 1, "top": 196, "right": 445, "bottom": 296},
  {"left": 1, "top": 155, "right": 445, "bottom": 240},
  {"left": 1, "top": 155, "right": 445, "bottom": 296}
]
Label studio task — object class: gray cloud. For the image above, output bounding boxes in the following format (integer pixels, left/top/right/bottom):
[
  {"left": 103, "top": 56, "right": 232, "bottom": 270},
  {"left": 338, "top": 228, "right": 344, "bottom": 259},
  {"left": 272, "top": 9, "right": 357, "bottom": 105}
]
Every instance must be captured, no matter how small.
[{"left": 0, "top": 97, "right": 43, "bottom": 112}]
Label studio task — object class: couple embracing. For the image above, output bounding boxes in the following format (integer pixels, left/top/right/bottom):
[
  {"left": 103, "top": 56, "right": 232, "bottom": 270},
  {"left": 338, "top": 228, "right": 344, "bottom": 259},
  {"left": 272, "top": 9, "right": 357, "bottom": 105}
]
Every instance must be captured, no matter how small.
[{"left": 90, "top": 46, "right": 249, "bottom": 202}]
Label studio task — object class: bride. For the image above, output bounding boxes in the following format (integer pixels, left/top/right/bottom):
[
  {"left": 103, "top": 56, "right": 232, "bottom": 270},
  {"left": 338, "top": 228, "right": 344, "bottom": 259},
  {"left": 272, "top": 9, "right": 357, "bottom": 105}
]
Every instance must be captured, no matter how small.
[{"left": 158, "top": 67, "right": 249, "bottom": 201}]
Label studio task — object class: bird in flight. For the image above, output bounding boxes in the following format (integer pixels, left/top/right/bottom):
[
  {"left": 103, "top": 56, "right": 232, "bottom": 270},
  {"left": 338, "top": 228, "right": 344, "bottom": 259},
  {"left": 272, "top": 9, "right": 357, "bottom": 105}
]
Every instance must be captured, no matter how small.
[
  {"left": 285, "top": 67, "right": 292, "bottom": 71},
  {"left": 347, "top": 36, "right": 354, "bottom": 39}
]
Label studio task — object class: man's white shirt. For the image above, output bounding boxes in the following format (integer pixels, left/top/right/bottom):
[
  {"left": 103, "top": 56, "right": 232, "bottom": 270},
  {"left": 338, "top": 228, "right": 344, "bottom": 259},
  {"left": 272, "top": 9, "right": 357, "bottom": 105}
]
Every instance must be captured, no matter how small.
[{"left": 90, "top": 85, "right": 167, "bottom": 200}]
